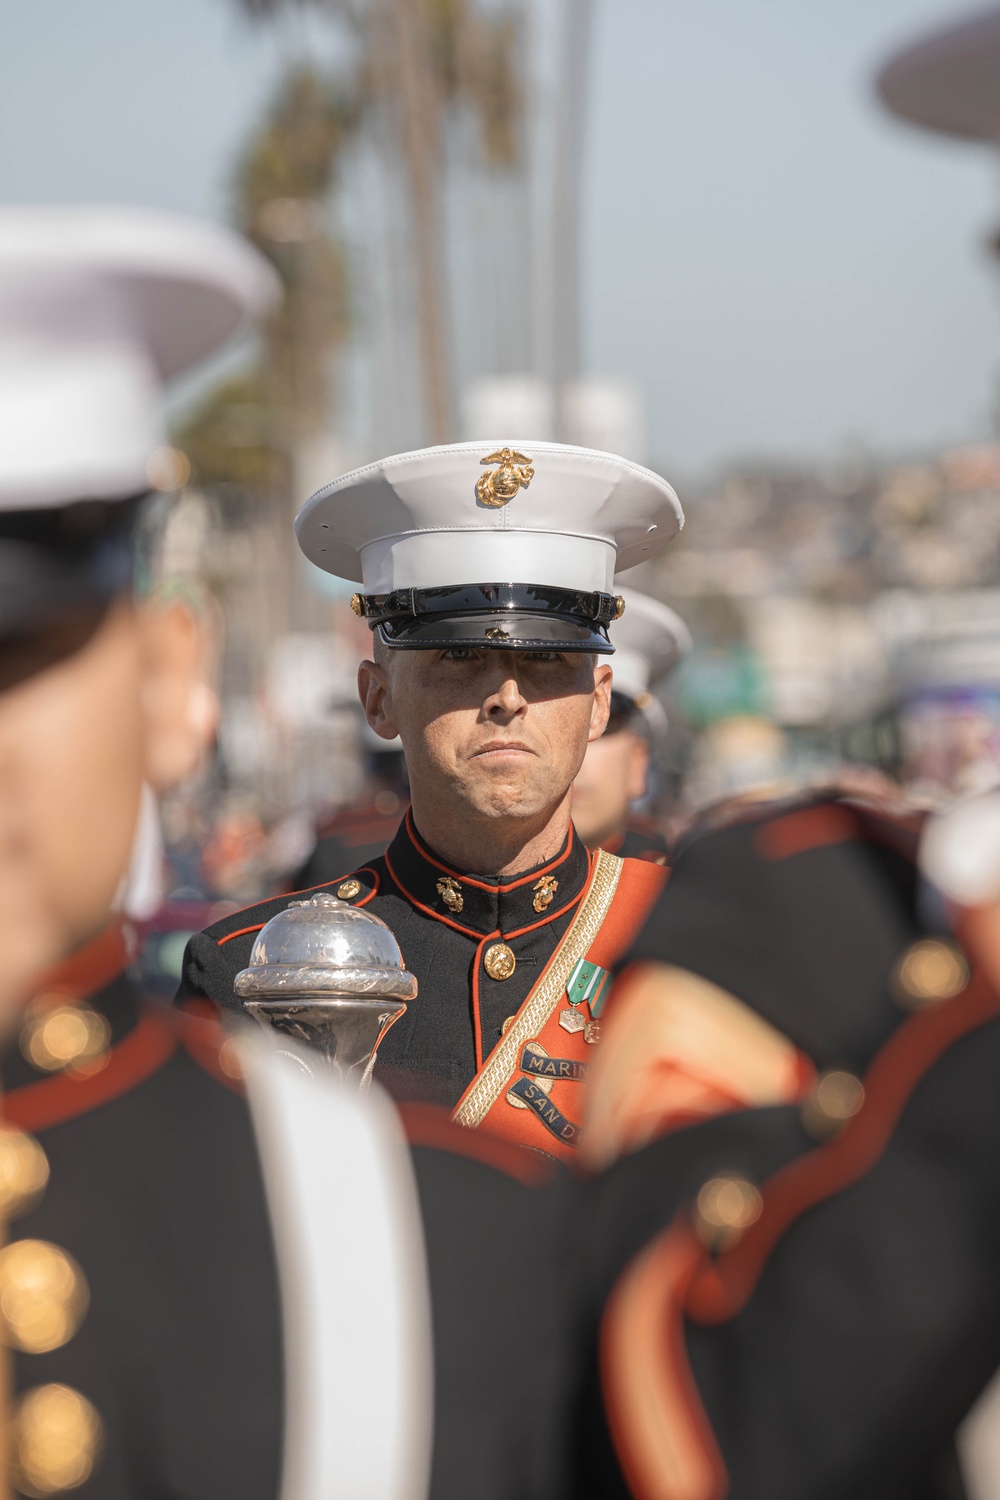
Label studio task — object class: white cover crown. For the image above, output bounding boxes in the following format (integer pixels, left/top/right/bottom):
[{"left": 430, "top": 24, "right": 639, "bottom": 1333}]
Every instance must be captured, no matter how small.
[
  {"left": 296, "top": 441, "right": 683, "bottom": 594},
  {"left": 0, "top": 205, "right": 279, "bottom": 509}
]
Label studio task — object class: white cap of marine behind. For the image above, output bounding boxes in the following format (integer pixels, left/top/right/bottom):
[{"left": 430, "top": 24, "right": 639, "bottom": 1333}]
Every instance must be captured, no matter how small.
[
  {"left": 608, "top": 587, "right": 692, "bottom": 704},
  {"left": 0, "top": 204, "right": 280, "bottom": 510},
  {"left": 296, "top": 441, "right": 683, "bottom": 653}
]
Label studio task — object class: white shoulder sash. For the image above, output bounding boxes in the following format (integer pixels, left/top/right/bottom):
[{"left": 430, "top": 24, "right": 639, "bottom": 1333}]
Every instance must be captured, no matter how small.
[{"left": 240, "top": 1039, "right": 433, "bottom": 1500}]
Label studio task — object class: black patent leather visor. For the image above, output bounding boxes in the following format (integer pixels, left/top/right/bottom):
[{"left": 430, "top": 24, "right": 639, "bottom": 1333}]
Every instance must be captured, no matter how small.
[
  {"left": 358, "top": 583, "right": 620, "bottom": 653},
  {"left": 0, "top": 497, "right": 140, "bottom": 640}
]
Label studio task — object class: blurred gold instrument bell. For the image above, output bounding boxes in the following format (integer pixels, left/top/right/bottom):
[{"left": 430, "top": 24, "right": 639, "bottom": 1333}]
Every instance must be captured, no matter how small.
[{"left": 234, "top": 892, "right": 417, "bottom": 1086}]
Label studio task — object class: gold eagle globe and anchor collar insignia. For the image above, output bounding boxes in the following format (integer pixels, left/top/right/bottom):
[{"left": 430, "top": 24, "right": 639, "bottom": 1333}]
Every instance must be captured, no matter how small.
[
  {"left": 476, "top": 449, "right": 534, "bottom": 508},
  {"left": 532, "top": 876, "right": 559, "bottom": 914},
  {"left": 436, "top": 876, "right": 464, "bottom": 915}
]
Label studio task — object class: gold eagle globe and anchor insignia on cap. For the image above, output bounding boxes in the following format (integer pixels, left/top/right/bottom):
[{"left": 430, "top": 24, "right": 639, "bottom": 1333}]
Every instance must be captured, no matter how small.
[
  {"left": 296, "top": 439, "right": 684, "bottom": 652},
  {"left": 475, "top": 448, "right": 534, "bottom": 508}
]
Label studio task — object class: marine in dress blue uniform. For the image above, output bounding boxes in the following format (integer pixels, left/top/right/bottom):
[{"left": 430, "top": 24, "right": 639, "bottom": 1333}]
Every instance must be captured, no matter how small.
[{"left": 178, "top": 442, "right": 681, "bottom": 1160}]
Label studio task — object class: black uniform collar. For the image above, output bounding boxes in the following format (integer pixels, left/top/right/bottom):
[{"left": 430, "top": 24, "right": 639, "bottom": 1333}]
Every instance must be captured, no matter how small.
[{"left": 385, "top": 809, "right": 591, "bottom": 939}]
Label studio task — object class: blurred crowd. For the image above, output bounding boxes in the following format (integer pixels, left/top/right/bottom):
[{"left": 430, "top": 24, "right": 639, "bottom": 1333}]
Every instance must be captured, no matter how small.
[{"left": 146, "top": 437, "right": 1000, "bottom": 918}]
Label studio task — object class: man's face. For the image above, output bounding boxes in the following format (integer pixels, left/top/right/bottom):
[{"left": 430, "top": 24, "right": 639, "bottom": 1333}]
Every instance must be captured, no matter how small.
[
  {"left": 0, "top": 595, "right": 214, "bottom": 1017},
  {"left": 0, "top": 601, "right": 145, "bottom": 998},
  {"left": 358, "top": 646, "right": 612, "bottom": 826},
  {"left": 571, "top": 724, "right": 650, "bottom": 848}
]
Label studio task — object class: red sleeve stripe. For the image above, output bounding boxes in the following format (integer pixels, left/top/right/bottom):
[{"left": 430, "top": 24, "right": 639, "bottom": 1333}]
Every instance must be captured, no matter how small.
[
  {"left": 686, "top": 961, "right": 1000, "bottom": 1324},
  {"left": 600, "top": 940, "right": 999, "bottom": 1500},
  {"left": 600, "top": 1223, "right": 727, "bottom": 1500}
]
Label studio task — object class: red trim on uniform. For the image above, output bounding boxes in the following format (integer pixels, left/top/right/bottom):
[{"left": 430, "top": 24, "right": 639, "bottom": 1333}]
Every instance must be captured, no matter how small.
[
  {"left": 601, "top": 1223, "right": 728, "bottom": 1500},
  {"left": 398, "top": 1102, "right": 555, "bottom": 1186},
  {"left": 599, "top": 957, "right": 999, "bottom": 1500},
  {"left": 179, "top": 997, "right": 219, "bottom": 1021},
  {"left": 2, "top": 1009, "right": 178, "bottom": 1133},
  {"left": 384, "top": 843, "right": 492, "bottom": 940},
  {"left": 686, "top": 962, "right": 1000, "bottom": 1324},
  {"left": 501, "top": 885, "right": 588, "bottom": 941},
  {"left": 403, "top": 808, "right": 574, "bottom": 893},
  {"left": 353, "top": 870, "right": 381, "bottom": 908},
  {"left": 30, "top": 920, "right": 131, "bottom": 1001},
  {"left": 755, "top": 803, "right": 859, "bottom": 861},
  {"left": 218, "top": 922, "right": 267, "bottom": 947},
  {"left": 471, "top": 935, "right": 493, "bottom": 1072},
  {"left": 217, "top": 868, "right": 381, "bottom": 947}
]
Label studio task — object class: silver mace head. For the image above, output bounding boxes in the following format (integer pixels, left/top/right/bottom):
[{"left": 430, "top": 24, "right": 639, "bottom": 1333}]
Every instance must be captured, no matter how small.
[{"left": 234, "top": 891, "right": 417, "bottom": 1087}]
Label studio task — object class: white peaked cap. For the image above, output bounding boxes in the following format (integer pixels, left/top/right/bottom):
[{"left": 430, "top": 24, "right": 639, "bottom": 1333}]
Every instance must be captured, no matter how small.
[
  {"left": 0, "top": 205, "right": 280, "bottom": 509},
  {"left": 296, "top": 441, "right": 683, "bottom": 593},
  {"left": 608, "top": 587, "right": 692, "bottom": 702}
]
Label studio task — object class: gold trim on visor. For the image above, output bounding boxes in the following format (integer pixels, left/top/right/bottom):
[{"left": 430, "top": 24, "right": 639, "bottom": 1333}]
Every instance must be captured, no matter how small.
[{"left": 453, "top": 849, "right": 623, "bottom": 1129}]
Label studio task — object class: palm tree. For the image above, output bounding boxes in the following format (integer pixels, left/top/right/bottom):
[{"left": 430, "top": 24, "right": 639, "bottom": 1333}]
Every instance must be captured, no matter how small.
[{"left": 227, "top": 0, "right": 523, "bottom": 443}]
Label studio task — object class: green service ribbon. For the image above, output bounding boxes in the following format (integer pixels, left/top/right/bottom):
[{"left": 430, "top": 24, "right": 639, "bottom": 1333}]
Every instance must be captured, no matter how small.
[{"left": 565, "top": 958, "right": 612, "bottom": 1018}]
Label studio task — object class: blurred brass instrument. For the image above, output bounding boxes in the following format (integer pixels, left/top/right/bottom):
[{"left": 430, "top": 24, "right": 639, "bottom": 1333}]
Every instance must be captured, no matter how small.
[{"left": 235, "top": 893, "right": 416, "bottom": 1087}]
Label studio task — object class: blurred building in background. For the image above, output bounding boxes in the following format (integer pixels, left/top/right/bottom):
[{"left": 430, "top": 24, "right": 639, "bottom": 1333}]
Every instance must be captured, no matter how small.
[{"left": 637, "top": 441, "right": 1000, "bottom": 810}]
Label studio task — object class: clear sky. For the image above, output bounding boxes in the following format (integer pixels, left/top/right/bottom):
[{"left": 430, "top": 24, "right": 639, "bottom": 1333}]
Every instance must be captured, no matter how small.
[{"left": 0, "top": 0, "right": 996, "bottom": 478}]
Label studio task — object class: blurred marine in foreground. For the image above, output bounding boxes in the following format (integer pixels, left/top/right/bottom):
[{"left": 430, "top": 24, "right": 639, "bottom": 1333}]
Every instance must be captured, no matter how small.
[{"left": 0, "top": 205, "right": 437, "bottom": 1500}]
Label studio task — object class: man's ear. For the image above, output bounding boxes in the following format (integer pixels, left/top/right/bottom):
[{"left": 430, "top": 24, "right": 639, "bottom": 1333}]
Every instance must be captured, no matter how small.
[
  {"left": 358, "top": 658, "right": 400, "bottom": 740},
  {"left": 138, "top": 594, "right": 219, "bottom": 791},
  {"left": 588, "top": 661, "right": 614, "bottom": 742}
]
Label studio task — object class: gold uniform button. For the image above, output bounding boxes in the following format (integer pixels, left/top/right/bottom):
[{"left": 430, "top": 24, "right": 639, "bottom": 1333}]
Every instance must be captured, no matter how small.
[
  {"left": 0, "top": 1130, "right": 49, "bottom": 1218},
  {"left": 337, "top": 879, "right": 362, "bottom": 901},
  {"left": 484, "top": 942, "right": 516, "bottom": 981},
  {"left": 0, "top": 1241, "right": 89, "bottom": 1354},
  {"left": 12, "top": 1384, "right": 103, "bottom": 1497},
  {"left": 694, "top": 1174, "right": 763, "bottom": 1252},
  {"left": 802, "top": 1070, "right": 865, "bottom": 1140},
  {"left": 893, "top": 939, "right": 969, "bottom": 1008},
  {"left": 21, "top": 1005, "right": 111, "bottom": 1075}
]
